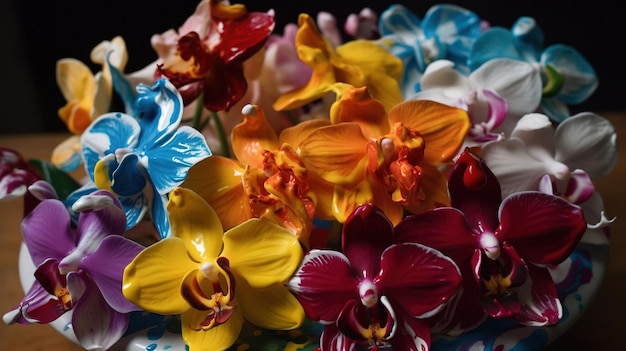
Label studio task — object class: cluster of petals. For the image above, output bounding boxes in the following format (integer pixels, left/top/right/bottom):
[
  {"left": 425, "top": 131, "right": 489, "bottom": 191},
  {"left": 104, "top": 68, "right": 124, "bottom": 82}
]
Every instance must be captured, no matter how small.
[
  {"left": 182, "top": 104, "right": 317, "bottom": 248},
  {"left": 281, "top": 84, "right": 470, "bottom": 224},
  {"left": 288, "top": 204, "right": 461, "bottom": 350},
  {"left": 151, "top": 0, "right": 275, "bottom": 112},
  {"left": 80, "top": 78, "right": 211, "bottom": 238},
  {"left": 468, "top": 16, "right": 598, "bottom": 122},
  {"left": 3, "top": 190, "right": 144, "bottom": 350},
  {"left": 53, "top": 36, "right": 128, "bottom": 172},
  {"left": 394, "top": 149, "right": 588, "bottom": 332},
  {"left": 377, "top": 4, "right": 483, "bottom": 98},
  {"left": 478, "top": 112, "right": 617, "bottom": 244},
  {"left": 122, "top": 187, "right": 304, "bottom": 351},
  {"left": 273, "top": 13, "right": 404, "bottom": 113}
]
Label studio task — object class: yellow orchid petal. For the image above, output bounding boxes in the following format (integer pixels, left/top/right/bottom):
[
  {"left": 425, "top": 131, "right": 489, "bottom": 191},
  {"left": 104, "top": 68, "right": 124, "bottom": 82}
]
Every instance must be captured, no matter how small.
[
  {"left": 388, "top": 100, "right": 470, "bottom": 165},
  {"left": 362, "top": 71, "right": 404, "bottom": 112},
  {"left": 298, "top": 123, "right": 369, "bottom": 185},
  {"left": 94, "top": 158, "right": 115, "bottom": 194},
  {"left": 236, "top": 279, "right": 305, "bottom": 330},
  {"left": 168, "top": 187, "right": 224, "bottom": 262},
  {"left": 210, "top": 0, "right": 247, "bottom": 21},
  {"left": 231, "top": 104, "right": 279, "bottom": 168},
  {"left": 90, "top": 36, "right": 128, "bottom": 71},
  {"left": 404, "top": 164, "right": 451, "bottom": 214},
  {"left": 331, "top": 181, "right": 376, "bottom": 223},
  {"left": 51, "top": 135, "right": 83, "bottom": 171},
  {"left": 273, "top": 14, "right": 337, "bottom": 111},
  {"left": 272, "top": 45, "right": 336, "bottom": 111},
  {"left": 182, "top": 157, "right": 252, "bottom": 231},
  {"left": 123, "top": 237, "right": 197, "bottom": 314},
  {"left": 337, "top": 40, "right": 404, "bottom": 110},
  {"left": 337, "top": 40, "right": 403, "bottom": 82},
  {"left": 370, "top": 177, "right": 405, "bottom": 225},
  {"left": 279, "top": 118, "right": 331, "bottom": 149},
  {"left": 329, "top": 84, "right": 389, "bottom": 137},
  {"left": 221, "top": 218, "right": 303, "bottom": 288},
  {"left": 57, "top": 101, "right": 94, "bottom": 134},
  {"left": 56, "top": 58, "right": 97, "bottom": 104},
  {"left": 182, "top": 304, "right": 244, "bottom": 351}
]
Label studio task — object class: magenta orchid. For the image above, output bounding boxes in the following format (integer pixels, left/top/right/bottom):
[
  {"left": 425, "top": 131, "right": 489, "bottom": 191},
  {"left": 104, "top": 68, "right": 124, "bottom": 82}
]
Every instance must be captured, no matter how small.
[
  {"left": 288, "top": 204, "right": 461, "bottom": 350},
  {"left": 3, "top": 190, "right": 145, "bottom": 350},
  {"left": 0, "top": 147, "right": 41, "bottom": 200},
  {"left": 395, "top": 149, "right": 587, "bottom": 333}
]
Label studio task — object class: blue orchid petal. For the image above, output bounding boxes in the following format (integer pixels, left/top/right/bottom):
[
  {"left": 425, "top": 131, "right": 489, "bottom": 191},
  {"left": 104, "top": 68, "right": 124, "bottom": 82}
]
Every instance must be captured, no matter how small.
[
  {"left": 540, "top": 97, "right": 570, "bottom": 123},
  {"left": 511, "top": 16, "right": 544, "bottom": 62},
  {"left": 134, "top": 79, "right": 183, "bottom": 148},
  {"left": 422, "top": 4, "right": 482, "bottom": 63},
  {"left": 542, "top": 44, "right": 598, "bottom": 104},
  {"left": 144, "top": 126, "right": 211, "bottom": 194},
  {"left": 111, "top": 154, "right": 147, "bottom": 197},
  {"left": 151, "top": 192, "right": 171, "bottom": 239},
  {"left": 82, "top": 113, "right": 140, "bottom": 179},
  {"left": 469, "top": 27, "right": 525, "bottom": 71},
  {"left": 379, "top": 4, "right": 423, "bottom": 36},
  {"left": 108, "top": 56, "right": 137, "bottom": 115},
  {"left": 119, "top": 193, "right": 148, "bottom": 230}
]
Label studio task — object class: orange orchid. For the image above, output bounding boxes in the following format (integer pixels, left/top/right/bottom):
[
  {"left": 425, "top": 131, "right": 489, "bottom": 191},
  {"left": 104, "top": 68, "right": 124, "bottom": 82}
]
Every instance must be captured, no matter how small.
[
  {"left": 181, "top": 104, "right": 318, "bottom": 248},
  {"left": 273, "top": 13, "right": 404, "bottom": 113},
  {"left": 281, "top": 84, "right": 470, "bottom": 225}
]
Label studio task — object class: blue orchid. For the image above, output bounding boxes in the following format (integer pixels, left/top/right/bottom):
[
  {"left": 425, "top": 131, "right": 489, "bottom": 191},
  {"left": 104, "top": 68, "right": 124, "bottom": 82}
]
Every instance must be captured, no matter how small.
[
  {"left": 378, "top": 4, "right": 482, "bottom": 98},
  {"left": 468, "top": 16, "right": 598, "bottom": 122},
  {"left": 81, "top": 78, "right": 211, "bottom": 238}
]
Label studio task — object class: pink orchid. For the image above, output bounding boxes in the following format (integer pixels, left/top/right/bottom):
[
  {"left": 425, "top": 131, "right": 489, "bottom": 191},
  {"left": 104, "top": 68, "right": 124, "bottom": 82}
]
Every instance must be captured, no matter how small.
[
  {"left": 288, "top": 204, "right": 461, "bottom": 350},
  {"left": 395, "top": 149, "right": 587, "bottom": 333}
]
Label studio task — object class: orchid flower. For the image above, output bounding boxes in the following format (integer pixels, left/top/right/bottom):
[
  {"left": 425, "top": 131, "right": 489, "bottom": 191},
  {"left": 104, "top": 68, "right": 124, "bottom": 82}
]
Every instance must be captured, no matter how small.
[
  {"left": 282, "top": 84, "right": 470, "bottom": 224},
  {"left": 394, "top": 149, "right": 587, "bottom": 332},
  {"left": 273, "top": 13, "right": 404, "bottom": 113},
  {"left": 0, "top": 147, "right": 42, "bottom": 200},
  {"left": 411, "top": 58, "right": 542, "bottom": 143},
  {"left": 151, "top": 0, "right": 274, "bottom": 112},
  {"left": 53, "top": 36, "right": 128, "bottom": 172},
  {"left": 181, "top": 104, "right": 317, "bottom": 248},
  {"left": 3, "top": 190, "right": 144, "bottom": 350},
  {"left": 81, "top": 78, "right": 211, "bottom": 238},
  {"left": 288, "top": 204, "right": 461, "bottom": 351},
  {"left": 479, "top": 112, "right": 617, "bottom": 244},
  {"left": 468, "top": 17, "right": 598, "bottom": 122},
  {"left": 377, "top": 4, "right": 483, "bottom": 98},
  {"left": 122, "top": 187, "right": 304, "bottom": 351}
]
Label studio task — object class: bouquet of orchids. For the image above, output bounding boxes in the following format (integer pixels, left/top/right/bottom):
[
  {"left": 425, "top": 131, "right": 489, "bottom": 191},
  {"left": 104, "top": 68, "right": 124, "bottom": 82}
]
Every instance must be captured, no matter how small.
[{"left": 1, "top": 1, "right": 618, "bottom": 351}]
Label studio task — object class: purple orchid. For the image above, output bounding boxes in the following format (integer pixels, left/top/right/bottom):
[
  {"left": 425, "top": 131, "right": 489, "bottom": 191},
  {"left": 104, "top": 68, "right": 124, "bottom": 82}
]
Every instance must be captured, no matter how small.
[
  {"left": 3, "top": 190, "right": 145, "bottom": 350},
  {"left": 288, "top": 204, "right": 461, "bottom": 350},
  {"left": 394, "top": 149, "right": 587, "bottom": 334}
]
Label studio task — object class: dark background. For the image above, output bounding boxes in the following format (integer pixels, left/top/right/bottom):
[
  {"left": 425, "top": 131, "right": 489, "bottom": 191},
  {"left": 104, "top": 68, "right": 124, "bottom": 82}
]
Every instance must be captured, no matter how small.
[{"left": 2, "top": 0, "right": 624, "bottom": 134}]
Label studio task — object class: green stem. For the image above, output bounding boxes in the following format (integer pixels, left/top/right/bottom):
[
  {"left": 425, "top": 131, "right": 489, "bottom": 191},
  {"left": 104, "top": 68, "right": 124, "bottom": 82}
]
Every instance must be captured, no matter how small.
[
  {"left": 210, "top": 110, "right": 231, "bottom": 158},
  {"left": 191, "top": 92, "right": 205, "bottom": 131}
]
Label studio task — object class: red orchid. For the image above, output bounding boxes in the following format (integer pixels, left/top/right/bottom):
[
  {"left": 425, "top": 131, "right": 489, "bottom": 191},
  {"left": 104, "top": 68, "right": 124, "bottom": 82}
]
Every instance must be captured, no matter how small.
[
  {"left": 288, "top": 204, "right": 461, "bottom": 350},
  {"left": 154, "top": 0, "right": 275, "bottom": 111},
  {"left": 394, "top": 149, "right": 587, "bottom": 333}
]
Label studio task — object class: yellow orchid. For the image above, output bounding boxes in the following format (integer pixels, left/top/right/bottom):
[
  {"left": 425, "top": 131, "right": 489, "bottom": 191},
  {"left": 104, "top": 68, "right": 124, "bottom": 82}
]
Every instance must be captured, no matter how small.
[
  {"left": 52, "top": 36, "right": 128, "bottom": 171},
  {"left": 282, "top": 84, "right": 470, "bottom": 224},
  {"left": 122, "top": 187, "right": 304, "bottom": 351},
  {"left": 182, "top": 104, "right": 319, "bottom": 248},
  {"left": 273, "top": 13, "right": 404, "bottom": 113}
]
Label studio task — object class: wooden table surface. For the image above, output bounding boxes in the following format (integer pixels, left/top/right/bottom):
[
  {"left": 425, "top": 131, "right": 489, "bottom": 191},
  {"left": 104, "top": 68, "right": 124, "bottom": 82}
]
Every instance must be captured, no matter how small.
[{"left": 1, "top": 111, "right": 625, "bottom": 350}]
